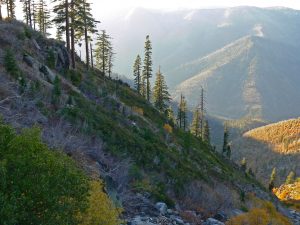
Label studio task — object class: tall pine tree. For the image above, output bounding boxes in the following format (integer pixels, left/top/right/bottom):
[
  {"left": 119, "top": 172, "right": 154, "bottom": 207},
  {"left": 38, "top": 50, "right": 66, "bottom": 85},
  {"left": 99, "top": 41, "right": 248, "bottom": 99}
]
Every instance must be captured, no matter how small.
[
  {"left": 177, "top": 94, "right": 187, "bottom": 130},
  {"left": 222, "top": 125, "right": 229, "bottom": 155},
  {"left": 95, "top": 30, "right": 113, "bottom": 75},
  {"left": 142, "top": 35, "right": 152, "bottom": 101},
  {"left": 190, "top": 107, "right": 201, "bottom": 138},
  {"left": 133, "top": 54, "right": 142, "bottom": 94},
  {"left": 36, "top": 0, "right": 51, "bottom": 35},
  {"left": 153, "top": 67, "right": 170, "bottom": 113},
  {"left": 203, "top": 119, "right": 210, "bottom": 144}
]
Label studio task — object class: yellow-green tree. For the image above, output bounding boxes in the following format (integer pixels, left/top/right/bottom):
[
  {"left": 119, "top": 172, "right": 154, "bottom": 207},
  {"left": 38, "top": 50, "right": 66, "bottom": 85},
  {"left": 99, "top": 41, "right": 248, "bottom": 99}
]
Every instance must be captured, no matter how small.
[{"left": 78, "top": 180, "right": 122, "bottom": 225}]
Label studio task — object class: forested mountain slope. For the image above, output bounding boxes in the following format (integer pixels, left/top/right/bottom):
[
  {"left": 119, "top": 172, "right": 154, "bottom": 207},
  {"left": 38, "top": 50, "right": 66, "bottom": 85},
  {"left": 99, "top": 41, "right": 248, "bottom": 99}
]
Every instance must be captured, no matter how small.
[
  {"left": 232, "top": 118, "right": 300, "bottom": 185},
  {"left": 0, "top": 19, "right": 296, "bottom": 224}
]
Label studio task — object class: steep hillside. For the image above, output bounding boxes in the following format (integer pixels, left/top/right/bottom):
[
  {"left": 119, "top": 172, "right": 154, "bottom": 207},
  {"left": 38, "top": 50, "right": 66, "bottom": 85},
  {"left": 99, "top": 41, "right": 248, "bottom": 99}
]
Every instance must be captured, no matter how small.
[
  {"left": 172, "top": 36, "right": 300, "bottom": 121},
  {"left": 232, "top": 118, "right": 300, "bottom": 185},
  {"left": 0, "top": 19, "right": 280, "bottom": 223}
]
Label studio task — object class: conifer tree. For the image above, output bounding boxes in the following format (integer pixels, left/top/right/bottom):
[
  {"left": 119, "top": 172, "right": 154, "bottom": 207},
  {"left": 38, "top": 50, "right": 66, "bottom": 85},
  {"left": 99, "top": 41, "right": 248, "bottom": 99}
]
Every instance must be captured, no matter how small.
[
  {"left": 269, "top": 168, "right": 277, "bottom": 191},
  {"left": 20, "top": 0, "right": 32, "bottom": 27},
  {"left": 190, "top": 107, "right": 201, "bottom": 138},
  {"left": 95, "top": 30, "right": 113, "bottom": 75},
  {"left": 222, "top": 125, "right": 229, "bottom": 155},
  {"left": 133, "top": 54, "right": 142, "bottom": 94},
  {"left": 226, "top": 145, "right": 231, "bottom": 158},
  {"left": 285, "top": 171, "right": 295, "bottom": 184},
  {"left": 74, "top": 0, "right": 98, "bottom": 69},
  {"left": 153, "top": 67, "right": 170, "bottom": 113},
  {"left": 203, "top": 119, "right": 210, "bottom": 144},
  {"left": 177, "top": 94, "right": 187, "bottom": 130},
  {"left": 53, "top": 0, "right": 70, "bottom": 51},
  {"left": 36, "top": 0, "right": 51, "bottom": 35},
  {"left": 240, "top": 157, "right": 247, "bottom": 172},
  {"left": 7, "top": 0, "right": 15, "bottom": 18},
  {"left": 142, "top": 35, "right": 152, "bottom": 101},
  {"left": 166, "top": 106, "right": 175, "bottom": 125}
]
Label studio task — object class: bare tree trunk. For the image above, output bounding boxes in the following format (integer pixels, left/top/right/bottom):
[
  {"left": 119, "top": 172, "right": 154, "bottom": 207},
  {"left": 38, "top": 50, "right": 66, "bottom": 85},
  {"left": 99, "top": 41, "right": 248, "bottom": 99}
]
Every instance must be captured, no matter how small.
[
  {"left": 0, "top": 3, "right": 3, "bottom": 20},
  {"left": 70, "top": 0, "right": 75, "bottom": 69},
  {"left": 83, "top": 0, "right": 89, "bottom": 70},
  {"left": 65, "top": 0, "right": 70, "bottom": 51},
  {"left": 32, "top": 0, "right": 36, "bottom": 30},
  {"left": 28, "top": 0, "right": 32, "bottom": 28},
  {"left": 6, "top": 0, "right": 10, "bottom": 18},
  {"left": 90, "top": 42, "right": 93, "bottom": 69}
]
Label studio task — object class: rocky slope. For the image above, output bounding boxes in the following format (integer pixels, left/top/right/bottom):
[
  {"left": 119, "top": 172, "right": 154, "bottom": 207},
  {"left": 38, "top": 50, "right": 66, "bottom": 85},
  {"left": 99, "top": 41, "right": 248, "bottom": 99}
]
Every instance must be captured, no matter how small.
[{"left": 0, "top": 20, "right": 296, "bottom": 224}]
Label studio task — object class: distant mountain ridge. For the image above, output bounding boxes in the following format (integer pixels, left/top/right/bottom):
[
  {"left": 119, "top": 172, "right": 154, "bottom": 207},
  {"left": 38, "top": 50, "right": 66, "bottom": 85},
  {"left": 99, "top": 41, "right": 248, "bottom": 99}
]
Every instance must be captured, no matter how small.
[{"left": 105, "top": 6, "right": 300, "bottom": 121}]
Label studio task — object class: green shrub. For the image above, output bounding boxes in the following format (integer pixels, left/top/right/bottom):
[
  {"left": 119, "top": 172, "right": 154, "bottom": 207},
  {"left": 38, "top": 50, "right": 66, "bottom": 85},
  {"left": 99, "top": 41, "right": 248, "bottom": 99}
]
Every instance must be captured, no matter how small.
[
  {"left": 24, "top": 26, "right": 32, "bottom": 39},
  {"left": 47, "top": 49, "right": 56, "bottom": 69},
  {"left": 51, "top": 76, "right": 61, "bottom": 106},
  {"left": 4, "top": 49, "right": 19, "bottom": 78},
  {"left": 0, "top": 123, "right": 89, "bottom": 225}
]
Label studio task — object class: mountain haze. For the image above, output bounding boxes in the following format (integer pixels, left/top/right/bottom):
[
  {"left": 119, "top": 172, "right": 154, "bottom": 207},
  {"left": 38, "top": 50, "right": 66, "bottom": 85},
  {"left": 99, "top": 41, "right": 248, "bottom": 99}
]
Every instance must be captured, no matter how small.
[{"left": 105, "top": 6, "right": 300, "bottom": 121}]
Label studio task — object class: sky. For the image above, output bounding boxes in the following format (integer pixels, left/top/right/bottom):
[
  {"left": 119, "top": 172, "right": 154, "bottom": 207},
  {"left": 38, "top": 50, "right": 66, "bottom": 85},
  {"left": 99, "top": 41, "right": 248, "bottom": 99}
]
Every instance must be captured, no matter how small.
[{"left": 91, "top": 0, "right": 300, "bottom": 18}]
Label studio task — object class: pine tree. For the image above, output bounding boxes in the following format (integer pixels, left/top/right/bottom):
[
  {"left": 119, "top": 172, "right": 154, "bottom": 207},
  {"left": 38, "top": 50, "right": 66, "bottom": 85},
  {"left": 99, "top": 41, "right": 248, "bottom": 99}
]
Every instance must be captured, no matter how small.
[
  {"left": 226, "top": 145, "right": 231, "bottom": 158},
  {"left": 142, "top": 35, "right": 152, "bottom": 101},
  {"left": 20, "top": 0, "right": 32, "bottom": 27},
  {"left": 166, "top": 106, "right": 175, "bottom": 125},
  {"left": 240, "top": 157, "right": 247, "bottom": 172},
  {"left": 133, "top": 55, "right": 142, "bottom": 94},
  {"left": 177, "top": 94, "right": 187, "bottom": 130},
  {"left": 203, "top": 119, "right": 210, "bottom": 144},
  {"left": 153, "top": 67, "right": 170, "bottom": 113},
  {"left": 269, "top": 168, "right": 277, "bottom": 191},
  {"left": 36, "top": 0, "right": 51, "bottom": 35},
  {"left": 7, "top": 0, "right": 15, "bottom": 18},
  {"left": 190, "top": 107, "right": 201, "bottom": 138},
  {"left": 222, "top": 125, "right": 229, "bottom": 155},
  {"left": 95, "top": 30, "right": 113, "bottom": 75},
  {"left": 52, "top": 0, "right": 70, "bottom": 51},
  {"left": 74, "top": 0, "right": 98, "bottom": 69},
  {"left": 285, "top": 171, "right": 295, "bottom": 184}
]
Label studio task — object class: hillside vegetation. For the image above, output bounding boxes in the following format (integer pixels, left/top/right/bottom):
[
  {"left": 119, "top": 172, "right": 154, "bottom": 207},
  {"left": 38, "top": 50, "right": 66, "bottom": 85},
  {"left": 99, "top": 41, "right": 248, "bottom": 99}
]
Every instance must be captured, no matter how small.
[
  {"left": 232, "top": 118, "right": 300, "bottom": 185},
  {"left": 0, "top": 19, "right": 271, "bottom": 220}
]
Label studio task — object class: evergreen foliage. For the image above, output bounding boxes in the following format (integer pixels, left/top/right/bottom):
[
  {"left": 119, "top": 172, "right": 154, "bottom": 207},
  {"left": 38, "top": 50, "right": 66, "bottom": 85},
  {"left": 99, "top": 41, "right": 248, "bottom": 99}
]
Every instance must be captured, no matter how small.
[
  {"left": 222, "top": 125, "right": 229, "bottom": 155},
  {"left": 142, "top": 35, "right": 152, "bottom": 101},
  {"left": 153, "top": 67, "right": 170, "bottom": 113},
  {"left": 4, "top": 49, "right": 19, "bottom": 78},
  {"left": 285, "top": 171, "right": 295, "bottom": 184},
  {"left": 190, "top": 107, "right": 201, "bottom": 138},
  {"left": 133, "top": 54, "right": 142, "bottom": 94},
  {"left": 95, "top": 30, "right": 113, "bottom": 76},
  {"left": 177, "top": 94, "right": 187, "bottom": 130},
  {"left": 269, "top": 167, "right": 277, "bottom": 191},
  {"left": 36, "top": 0, "right": 51, "bottom": 35}
]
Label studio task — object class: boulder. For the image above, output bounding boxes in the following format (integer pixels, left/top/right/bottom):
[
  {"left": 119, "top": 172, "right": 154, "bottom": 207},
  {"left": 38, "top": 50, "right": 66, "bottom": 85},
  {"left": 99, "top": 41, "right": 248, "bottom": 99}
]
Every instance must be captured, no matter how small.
[
  {"left": 39, "top": 65, "right": 56, "bottom": 83},
  {"left": 131, "top": 216, "right": 156, "bottom": 225},
  {"left": 213, "top": 212, "right": 227, "bottom": 222},
  {"left": 204, "top": 218, "right": 225, "bottom": 225},
  {"left": 155, "top": 202, "right": 168, "bottom": 215}
]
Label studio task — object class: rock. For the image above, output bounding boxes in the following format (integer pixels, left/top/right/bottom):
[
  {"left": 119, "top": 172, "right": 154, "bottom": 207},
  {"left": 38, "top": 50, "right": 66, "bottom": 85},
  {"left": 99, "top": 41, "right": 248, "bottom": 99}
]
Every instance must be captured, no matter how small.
[
  {"left": 204, "top": 218, "right": 225, "bottom": 225},
  {"left": 155, "top": 202, "right": 168, "bottom": 215},
  {"left": 23, "top": 54, "right": 35, "bottom": 67},
  {"left": 213, "top": 212, "right": 227, "bottom": 222},
  {"left": 32, "top": 39, "right": 41, "bottom": 50},
  {"left": 53, "top": 44, "right": 70, "bottom": 70},
  {"left": 230, "top": 209, "right": 244, "bottom": 217},
  {"left": 167, "top": 209, "right": 173, "bottom": 214},
  {"left": 39, "top": 65, "right": 56, "bottom": 83},
  {"left": 174, "top": 217, "right": 184, "bottom": 224},
  {"left": 131, "top": 216, "right": 156, "bottom": 225}
]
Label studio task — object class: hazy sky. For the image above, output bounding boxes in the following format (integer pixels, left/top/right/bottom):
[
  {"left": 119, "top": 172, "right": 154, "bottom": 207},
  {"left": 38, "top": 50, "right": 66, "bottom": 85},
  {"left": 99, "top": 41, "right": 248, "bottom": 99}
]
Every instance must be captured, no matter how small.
[{"left": 91, "top": 0, "right": 300, "bottom": 18}]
